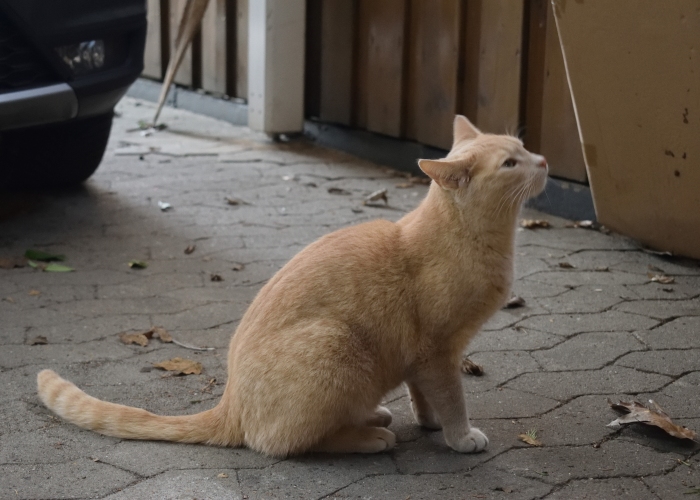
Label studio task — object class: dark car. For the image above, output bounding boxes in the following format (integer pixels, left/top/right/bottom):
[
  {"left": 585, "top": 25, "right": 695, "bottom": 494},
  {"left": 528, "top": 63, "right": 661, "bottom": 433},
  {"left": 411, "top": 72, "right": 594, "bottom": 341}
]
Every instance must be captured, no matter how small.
[{"left": 0, "top": 0, "right": 146, "bottom": 189}]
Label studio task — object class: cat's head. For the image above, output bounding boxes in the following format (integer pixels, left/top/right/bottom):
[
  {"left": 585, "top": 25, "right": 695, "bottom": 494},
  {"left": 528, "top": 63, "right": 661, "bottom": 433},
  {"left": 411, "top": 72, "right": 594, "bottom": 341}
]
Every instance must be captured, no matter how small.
[{"left": 418, "top": 116, "right": 548, "bottom": 213}]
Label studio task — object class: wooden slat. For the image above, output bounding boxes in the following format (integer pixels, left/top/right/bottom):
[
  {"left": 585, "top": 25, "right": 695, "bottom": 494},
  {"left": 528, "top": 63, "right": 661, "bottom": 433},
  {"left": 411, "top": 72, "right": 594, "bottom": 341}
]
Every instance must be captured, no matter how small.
[
  {"left": 169, "top": 0, "right": 193, "bottom": 86},
  {"left": 319, "top": 0, "right": 355, "bottom": 125},
  {"left": 461, "top": 0, "right": 524, "bottom": 134},
  {"left": 539, "top": 1, "right": 586, "bottom": 181},
  {"left": 363, "top": 0, "right": 406, "bottom": 137},
  {"left": 235, "top": 0, "right": 248, "bottom": 99},
  {"left": 201, "top": 0, "right": 227, "bottom": 94},
  {"left": 523, "top": 0, "right": 547, "bottom": 153},
  {"left": 353, "top": 0, "right": 370, "bottom": 129},
  {"left": 143, "top": 0, "right": 162, "bottom": 79},
  {"left": 405, "top": 0, "right": 461, "bottom": 149}
]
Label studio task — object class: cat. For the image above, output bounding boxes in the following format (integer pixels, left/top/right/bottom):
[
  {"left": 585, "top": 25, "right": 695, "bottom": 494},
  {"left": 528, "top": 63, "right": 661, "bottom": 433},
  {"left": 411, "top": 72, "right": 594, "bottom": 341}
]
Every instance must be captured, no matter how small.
[{"left": 37, "top": 115, "right": 548, "bottom": 457}]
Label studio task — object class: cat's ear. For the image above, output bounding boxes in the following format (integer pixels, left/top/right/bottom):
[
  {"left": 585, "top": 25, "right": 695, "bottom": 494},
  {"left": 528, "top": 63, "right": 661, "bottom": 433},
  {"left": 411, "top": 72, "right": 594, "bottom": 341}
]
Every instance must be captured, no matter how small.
[
  {"left": 454, "top": 115, "right": 481, "bottom": 144},
  {"left": 418, "top": 158, "right": 471, "bottom": 190}
]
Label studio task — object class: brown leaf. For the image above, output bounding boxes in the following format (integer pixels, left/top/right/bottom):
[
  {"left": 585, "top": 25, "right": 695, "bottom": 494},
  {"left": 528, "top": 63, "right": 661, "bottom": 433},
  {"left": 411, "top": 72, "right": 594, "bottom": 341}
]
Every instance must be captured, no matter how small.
[
  {"left": 225, "top": 197, "right": 249, "bottom": 206},
  {"left": 119, "top": 331, "right": 152, "bottom": 347},
  {"left": 363, "top": 189, "right": 389, "bottom": 205},
  {"left": 558, "top": 262, "right": 576, "bottom": 269},
  {"left": 217, "top": 473, "right": 229, "bottom": 478},
  {"left": 28, "top": 335, "right": 48, "bottom": 345},
  {"left": 201, "top": 378, "right": 217, "bottom": 393},
  {"left": 395, "top": 182, "right": 413, "bottom": 189},
  {"left": 328, "top": 187, "right": 351, "bottom": 195},
  {"left": 648, "top": 265, "right": 664, "bottom": 273},
  {"left": 152, "top": 326, "right": 173, "bottom": 343},
  {"left": 184, "top": 245, "right": 196, "bottom": 255},
  {"left": 153, "top": 357, "right": 203, "bottom": 375},
  {"left": 647, "top": 273, "right": 675, "bottom": 284},
  {"left": 28, "top": 289, "right": 41, "bottom": 296},
  {"left": 461, "top": 356, "right": 484, "bottom": 376},
  {"left": 607, "top": 399, "right": 697, "bottom": 441},
  {"left": 520, "top": 219, "right": 550, "bottom": 229},
  {"left": 518, "top": 433, "right": 542, "bottom": 447},
  {"left": 0, "top": 256, "right": 27, "bottom": 269},
  {"left": 595, "top": 266, "right": 610, "bottom": 272},
  {"left": 210, "top": 273, "right": 224, "bottom": 282},
  {"left": 505, "top": 296, "right": 526, "bottom": 309},
  {"left": 3, "top": 296, "right": 15, "bottom": 303},
  {"left": 231, "top": 263, "right": 244, "bottom": 271}
]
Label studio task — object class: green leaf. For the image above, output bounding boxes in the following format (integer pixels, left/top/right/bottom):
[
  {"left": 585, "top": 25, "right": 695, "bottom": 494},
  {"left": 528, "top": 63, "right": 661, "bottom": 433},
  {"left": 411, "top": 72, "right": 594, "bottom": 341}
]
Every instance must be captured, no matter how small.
[
  {"left": 128, "top": 260, "right": 148, "bottom": 269},
  {"left": 24, "top": 249, "right": 65, "bottom": 262},
  {"left": 44, "top": 263, "right": 74, "bottom": 272},
  {"left": 27, "top": 260, "right": 40, "bottom": 269}
]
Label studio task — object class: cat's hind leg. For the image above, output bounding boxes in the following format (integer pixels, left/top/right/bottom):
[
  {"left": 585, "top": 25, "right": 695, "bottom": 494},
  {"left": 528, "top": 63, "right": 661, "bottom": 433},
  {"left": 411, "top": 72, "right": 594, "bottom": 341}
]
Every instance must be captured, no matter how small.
[
  {"left": 406, "top": 382, "right": 441, "bottom": 430},
  {"left": 365, "top": 406, "right": 392, "bottom": 427},
  {"left": 311, "top": 425, "right": 396, "bottom": 453}
]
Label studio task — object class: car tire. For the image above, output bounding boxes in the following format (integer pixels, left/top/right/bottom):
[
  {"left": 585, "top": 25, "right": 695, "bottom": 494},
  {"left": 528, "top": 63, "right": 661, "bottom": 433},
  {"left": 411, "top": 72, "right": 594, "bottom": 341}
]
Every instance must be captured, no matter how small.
[{"left": 0, "top": 112, "right": 113, "bottom": 190}]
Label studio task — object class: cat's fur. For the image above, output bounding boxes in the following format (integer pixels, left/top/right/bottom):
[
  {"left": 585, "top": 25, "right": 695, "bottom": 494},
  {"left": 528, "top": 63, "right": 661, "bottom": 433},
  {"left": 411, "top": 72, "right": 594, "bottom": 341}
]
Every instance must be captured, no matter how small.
[{"left": 37, "top": 116, "right": 548, "bottom": 457}]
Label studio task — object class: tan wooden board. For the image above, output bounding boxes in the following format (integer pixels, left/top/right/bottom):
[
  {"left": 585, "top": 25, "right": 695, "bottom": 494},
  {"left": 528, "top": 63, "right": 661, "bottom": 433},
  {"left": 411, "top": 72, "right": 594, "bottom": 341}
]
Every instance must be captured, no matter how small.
[{"left": 554, "top": 0, "right": 700, "bottom": 257}]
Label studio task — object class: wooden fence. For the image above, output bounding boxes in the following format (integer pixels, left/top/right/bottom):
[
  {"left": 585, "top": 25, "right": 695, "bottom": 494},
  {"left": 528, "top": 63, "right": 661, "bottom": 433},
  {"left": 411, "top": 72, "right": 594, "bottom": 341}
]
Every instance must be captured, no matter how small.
[{"left": 142, "top": 0, "right": 585, "bottom": 182}]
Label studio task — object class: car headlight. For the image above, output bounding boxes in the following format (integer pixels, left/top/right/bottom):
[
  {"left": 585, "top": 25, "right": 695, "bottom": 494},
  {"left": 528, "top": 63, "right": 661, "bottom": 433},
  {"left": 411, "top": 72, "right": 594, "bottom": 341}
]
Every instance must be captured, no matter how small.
[{"left": 56, "top": 40, "right": 105, "bottom": 75}]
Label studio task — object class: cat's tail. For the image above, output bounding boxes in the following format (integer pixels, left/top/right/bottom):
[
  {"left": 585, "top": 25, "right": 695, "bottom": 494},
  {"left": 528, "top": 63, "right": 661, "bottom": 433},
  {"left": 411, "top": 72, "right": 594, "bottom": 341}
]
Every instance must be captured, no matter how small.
[{"left": 37, "top": 369, "right": 231, "bottom": 445}]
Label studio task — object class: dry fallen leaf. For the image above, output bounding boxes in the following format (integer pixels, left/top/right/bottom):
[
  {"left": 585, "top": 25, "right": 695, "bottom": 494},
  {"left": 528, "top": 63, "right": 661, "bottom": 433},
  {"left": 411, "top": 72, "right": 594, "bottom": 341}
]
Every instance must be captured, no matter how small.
[
  {"left": 231, "top": 263, "right": 244, "bottom": 271},
  {"left": 648, "top": 273, "right": 675, "bottom": 284},
  {"left": 328, "top": 187, "right": 351, "bottom": 195},
  {"left": 3, "top": 296, "right": 15, "bottom": 303},
  {"left": 28, "top": 335, "right": 48, "bottom": 345},
  {"left": 648, "top": 265, "right": 664, "bottom": 273},
  {"left": 210, "top": 274, "right": 224, "bottom": 282},
  {"left": 28, "top": 289, "right": 41, "bottom": 296},
  {"left": 363, "top": 189, "right": 389, "bottom": 206},
  {"left": 0, "top": 256, "right": 27, "bottom": 269},
  {"left": 518, "top": 429, "right": 542, "bottom": 447},
  {"left": 217, "top": 473, "right": 228, "bottom": 478},
  {"left": 395, "top": 182, "right": 413, "bottom": 189},
  {"left": 128, "top": 260, "right": 148, "bottom": 269},
  {"left": 595, "top": 266, "right": 610, "bottom": 272},
  {"left": 558, "top": 262, "right": 576, "bottom": 269},
  {"left": 521, "top": 219, "right": 550, "bottom": 229},
  {"left": 153, "top": 357, "right": 203, "bottom": 375},
  {"left": 225, "top": 197, "right": 249, "bottom": 206},
  {"left": 152, "top": 326, "right": 173, "bottom": 343},
  {"left": 461, "top": 356, "right": 484, "bottom": 376},
  {"left": 607, "top": 399, "right": 697, "bottom": 441},
  {"left": 184, "top": 245, "right": 196, "bottom": 255},
  {"left": 505, "top": 296, "right": 526, "bottom": 309},
  {"left": 119, "top": 331, "right": 152, "bottom": 347}
]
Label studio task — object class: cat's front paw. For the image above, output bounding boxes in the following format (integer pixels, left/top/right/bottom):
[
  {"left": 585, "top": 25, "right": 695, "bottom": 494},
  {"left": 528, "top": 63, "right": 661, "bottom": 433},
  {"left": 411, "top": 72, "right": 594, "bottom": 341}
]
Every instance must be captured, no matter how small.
[{"left": 446, "top": 427, "right": 489, "bottom": 453}]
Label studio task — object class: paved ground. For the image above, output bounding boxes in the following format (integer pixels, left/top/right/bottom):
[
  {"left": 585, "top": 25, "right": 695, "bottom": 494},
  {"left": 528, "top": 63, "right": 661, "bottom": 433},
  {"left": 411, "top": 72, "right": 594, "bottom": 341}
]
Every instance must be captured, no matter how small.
[{"left": 1, "top": 97, "right": 699, "bottom": 500}]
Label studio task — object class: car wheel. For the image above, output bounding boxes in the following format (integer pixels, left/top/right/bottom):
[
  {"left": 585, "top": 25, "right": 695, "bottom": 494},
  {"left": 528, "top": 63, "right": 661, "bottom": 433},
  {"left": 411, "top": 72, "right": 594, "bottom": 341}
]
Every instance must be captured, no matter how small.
[{"left": 0, "top": 112, "right": 113, "bottom": 190}]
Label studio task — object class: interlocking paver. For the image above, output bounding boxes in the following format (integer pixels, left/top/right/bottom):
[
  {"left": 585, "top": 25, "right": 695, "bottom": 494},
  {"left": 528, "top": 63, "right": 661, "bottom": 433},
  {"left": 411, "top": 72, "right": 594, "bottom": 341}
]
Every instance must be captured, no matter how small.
[{"left": 1, "top": 96, "right": 699, "bottom": 498}]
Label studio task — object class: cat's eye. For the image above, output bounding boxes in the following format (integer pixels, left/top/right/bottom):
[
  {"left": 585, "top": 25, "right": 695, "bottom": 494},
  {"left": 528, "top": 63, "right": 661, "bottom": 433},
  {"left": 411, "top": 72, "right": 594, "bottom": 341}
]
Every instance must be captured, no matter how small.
[{"left": 501, "top": 159, "right": 517, "bottom": 168}]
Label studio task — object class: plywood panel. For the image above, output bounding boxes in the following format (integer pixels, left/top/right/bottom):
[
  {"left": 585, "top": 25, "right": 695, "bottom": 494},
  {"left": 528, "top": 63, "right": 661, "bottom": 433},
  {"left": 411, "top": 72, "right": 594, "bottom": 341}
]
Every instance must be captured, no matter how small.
[
  {"left": 405, "top": 0, "right": 461, "bottom": 149},
  {"left": 319, "top": 0, "right": 354, "bottom": 125},
  {"left": 143, "top": 0, "right": 162, "bottom": 79},
  {"left": 201, "top": 0, "right": 227, "bottom": 94},
  {"left": 236, "top": 0, "right": 248, "bottom": 99},
  {"left": 554, "top": 0, "right": 700, "bottom": 257},
  {"left": 364, "top": 0, "right": 406, "bottom": 137},
  {"left": 169, "top": 0, "right": 193, "bottom": 86},
  {"left": 539, "top": 1, "right": 586, "bottom": 182},
  {"left": 353, "top": 0, "right": 370, "bottom": 129}
]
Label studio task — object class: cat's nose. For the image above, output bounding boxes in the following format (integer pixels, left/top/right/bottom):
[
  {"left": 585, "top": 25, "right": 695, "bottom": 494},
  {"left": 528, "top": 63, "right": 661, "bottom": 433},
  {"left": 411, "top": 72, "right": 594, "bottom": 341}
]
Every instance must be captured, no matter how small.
[{"left": 536, "top": 156, "right": 548, "bottom": 169}]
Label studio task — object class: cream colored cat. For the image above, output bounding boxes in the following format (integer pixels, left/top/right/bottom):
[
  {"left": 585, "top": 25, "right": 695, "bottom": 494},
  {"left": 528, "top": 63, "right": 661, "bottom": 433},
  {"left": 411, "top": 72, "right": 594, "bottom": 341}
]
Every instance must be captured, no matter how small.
[{"left": 37, "top": 116, "right": 548, "bottom": 457}]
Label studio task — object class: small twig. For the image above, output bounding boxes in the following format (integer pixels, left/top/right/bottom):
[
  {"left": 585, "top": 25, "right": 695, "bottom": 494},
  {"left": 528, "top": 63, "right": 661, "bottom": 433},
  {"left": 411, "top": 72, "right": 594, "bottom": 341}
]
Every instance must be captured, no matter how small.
[{"left": 172, "top": 339, "right": 215, "bottom": 351}]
